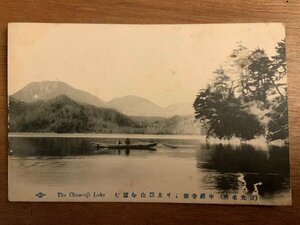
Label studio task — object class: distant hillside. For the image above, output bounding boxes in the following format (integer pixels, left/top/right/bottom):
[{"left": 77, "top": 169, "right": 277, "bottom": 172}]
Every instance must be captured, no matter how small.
[
  {"left": 107, "top": 95, "right": 172, "bottom": 117},
  {"left": 165, "top": 102, "right": 194, "bottom": 116},
  {"left": 8, "top": 95, "right": 137, "bottom": 133},
  {"left": 12, "top": 81, "right": 106, "bottom": 107},
  {"left": 131, "top": 115, "right": 201, "bottom": 135}
]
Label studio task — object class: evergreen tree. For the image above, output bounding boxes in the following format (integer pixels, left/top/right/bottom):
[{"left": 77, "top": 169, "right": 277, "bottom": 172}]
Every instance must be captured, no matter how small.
[
  {"left": 193, "top": 68, "right": 263, "bottom": 140},
  {"left": 193, "top": 40, "right": 287, "bottom": 141}
]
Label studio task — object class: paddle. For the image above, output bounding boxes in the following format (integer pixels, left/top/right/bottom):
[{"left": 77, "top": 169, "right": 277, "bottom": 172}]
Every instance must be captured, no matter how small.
[
  {"left": 162, "top": 143, "right": 178, "bottom": 149},
  {"left": 137, "top": 139, "right": 178, "bottom": 149}
]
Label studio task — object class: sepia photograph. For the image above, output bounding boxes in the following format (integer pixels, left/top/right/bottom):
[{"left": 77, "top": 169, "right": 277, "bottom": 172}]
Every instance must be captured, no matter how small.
[{"left": 8, "top": 23, "right": 290, "bottom": 205}]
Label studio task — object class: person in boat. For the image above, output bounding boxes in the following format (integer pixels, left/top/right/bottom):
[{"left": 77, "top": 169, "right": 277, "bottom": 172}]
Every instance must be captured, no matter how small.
[
  {"left": 117, "top": 140, "right": 121, "bottom": 155},
  {"left": 125, "top": 138, "right": 130, "bottom": 145}
]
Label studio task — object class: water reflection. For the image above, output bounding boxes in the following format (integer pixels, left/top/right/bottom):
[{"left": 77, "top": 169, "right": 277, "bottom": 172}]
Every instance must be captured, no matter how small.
[
  {"left": 8, "top": 137, "right": 158, "bottom": 157},
  {"left": 9, "top": 137, "right": 95, "bottom": 156},
  {"left": 8, "top": 137, "right": 290, "bottom": 200},
  {"left": 196, "top": 143, "right": 290, "bottom": 198}
]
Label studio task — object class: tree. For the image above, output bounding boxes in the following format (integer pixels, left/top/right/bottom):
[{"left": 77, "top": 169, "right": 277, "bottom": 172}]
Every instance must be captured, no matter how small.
[
  {"left": 266, "top": 95, "right": 288, "bottom": 141},
  {"left": 237, "top": 40, "right": 288, "bottom": 140},
  {"left": 193, "top": 68, "right": 263, "bottom": 140}
]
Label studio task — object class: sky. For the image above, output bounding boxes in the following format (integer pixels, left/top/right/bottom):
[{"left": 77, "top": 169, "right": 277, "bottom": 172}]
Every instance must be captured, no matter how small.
[{"left": 8, "top": 23, "right": 285, "bottom": 107}]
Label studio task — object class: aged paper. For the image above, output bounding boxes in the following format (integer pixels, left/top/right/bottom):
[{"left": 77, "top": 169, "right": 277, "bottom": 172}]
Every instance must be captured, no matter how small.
[{"left": 8, "top": 23, "right": 290, "bottom": 205}]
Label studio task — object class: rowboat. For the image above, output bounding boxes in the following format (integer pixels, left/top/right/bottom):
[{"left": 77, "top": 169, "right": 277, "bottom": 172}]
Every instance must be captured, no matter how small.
[{"left": 91, "top": 142, "right": 157, "bottom": 150}]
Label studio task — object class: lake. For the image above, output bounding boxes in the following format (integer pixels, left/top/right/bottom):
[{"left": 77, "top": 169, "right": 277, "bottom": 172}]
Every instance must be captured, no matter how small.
[{"left": 8, "top": 134, "right": 291, "bottom": 205}]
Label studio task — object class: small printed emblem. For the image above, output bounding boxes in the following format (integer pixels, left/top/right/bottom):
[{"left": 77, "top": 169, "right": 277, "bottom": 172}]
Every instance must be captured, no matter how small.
[{"left": 35, "top": 192, "right": 46, "bottom": 198}]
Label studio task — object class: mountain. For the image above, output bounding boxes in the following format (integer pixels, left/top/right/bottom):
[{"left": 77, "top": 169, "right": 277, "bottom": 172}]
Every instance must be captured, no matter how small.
[
  {"left": 165, "top": 103, "right": 194, "bottom": 116},
  {"left": 8, "top": 95, "right": 136, "bottom": 133},
  {"left": 12, "top": 81, "right": 106, "bottom": 107},
  {"left": 107, "top": 95, "right": 172, "bottom": 117}
]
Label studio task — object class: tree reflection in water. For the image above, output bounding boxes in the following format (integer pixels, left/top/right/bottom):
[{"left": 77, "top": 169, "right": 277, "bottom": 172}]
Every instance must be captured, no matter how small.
[{"left": 196, "top": 143, "right": 290, "bottom": 198}]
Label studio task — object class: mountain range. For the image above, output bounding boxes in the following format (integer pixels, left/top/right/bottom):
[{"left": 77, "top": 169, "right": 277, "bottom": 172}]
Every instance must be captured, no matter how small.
[
  {"left": 8, "top": 95, "right": 200, "bottom": 134},
  {"left": 11, "top": 81, "right": 194, "bottom": 117}
]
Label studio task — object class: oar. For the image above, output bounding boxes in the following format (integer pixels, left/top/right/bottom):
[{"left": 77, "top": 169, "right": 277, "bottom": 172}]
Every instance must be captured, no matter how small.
[
  {"left": 126, "top": 139, "right": 179, "bottom": 149},
  {"left": 162, "top": 143, "right": 178, "bottom": 149}
]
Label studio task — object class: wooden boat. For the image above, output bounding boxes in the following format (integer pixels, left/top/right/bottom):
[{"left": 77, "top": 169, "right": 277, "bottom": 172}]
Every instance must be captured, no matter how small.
[{"left": 91, "top": 142, "right": 157, "bottom": 150}]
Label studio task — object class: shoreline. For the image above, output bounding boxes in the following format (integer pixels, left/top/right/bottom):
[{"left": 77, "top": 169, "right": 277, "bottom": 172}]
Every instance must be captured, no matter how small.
[
  {"left": 8, "top": 132, "right": 287, "bottom": 147},
  {"left": 8, "top": 132, "right": 206, "bottom": 140}
]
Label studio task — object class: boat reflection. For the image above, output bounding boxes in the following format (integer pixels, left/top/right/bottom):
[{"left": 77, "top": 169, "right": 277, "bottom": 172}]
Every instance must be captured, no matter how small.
[{"left": 8, "top": 137, "right": 157, "bottom": 157}]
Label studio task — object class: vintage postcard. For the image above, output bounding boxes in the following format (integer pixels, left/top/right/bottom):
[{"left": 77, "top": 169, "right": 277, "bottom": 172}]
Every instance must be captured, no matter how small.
[{"left": 8, "top": 23, "right": 291, "bottom": 205}]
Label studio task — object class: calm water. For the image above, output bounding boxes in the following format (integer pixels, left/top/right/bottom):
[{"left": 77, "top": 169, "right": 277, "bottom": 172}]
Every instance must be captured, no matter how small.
[{"left": 8, "top": 135, "right": 291, "bottom": 204}]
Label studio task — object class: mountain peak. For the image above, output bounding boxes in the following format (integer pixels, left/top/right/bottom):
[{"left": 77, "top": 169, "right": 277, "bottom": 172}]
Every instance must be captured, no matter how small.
[
  {"left": 12, "top": 81, "right": 106, "bottom": 107},
  {"left": 107, "top": 95, "right": 171, "bottom": 117},
  {"left": 165, "top": 102, "right": 194, "bottom": 116},
  {"left": 110, "top": 95, "right": 153, "bottom": 104}
]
